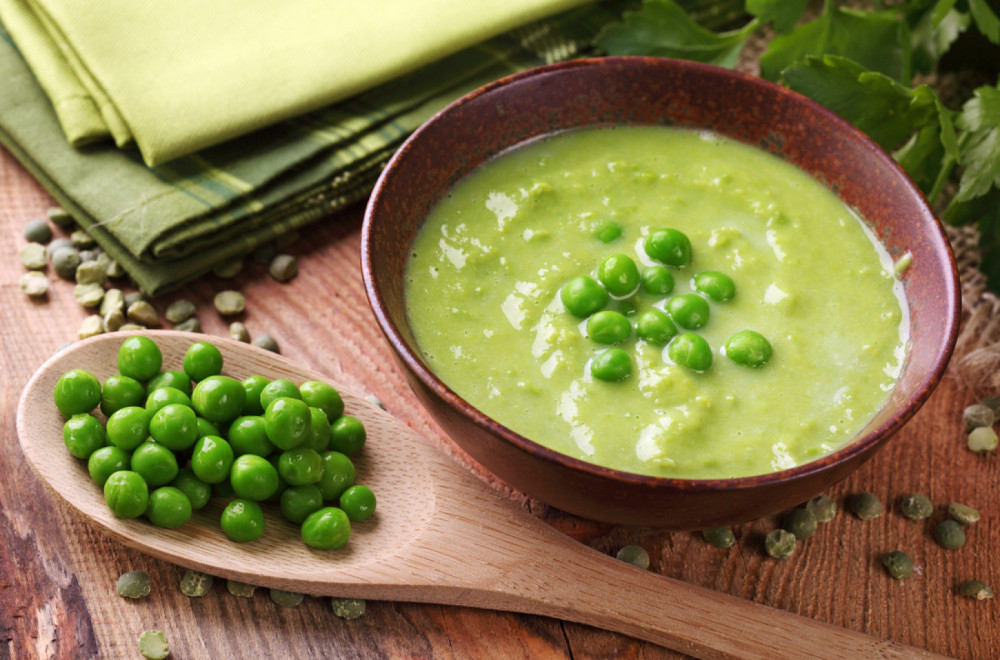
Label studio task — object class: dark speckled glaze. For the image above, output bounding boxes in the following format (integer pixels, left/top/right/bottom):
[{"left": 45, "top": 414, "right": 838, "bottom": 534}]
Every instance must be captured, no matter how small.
[{"left": 361, "top": 57, "right": 960, "bottom": 529}]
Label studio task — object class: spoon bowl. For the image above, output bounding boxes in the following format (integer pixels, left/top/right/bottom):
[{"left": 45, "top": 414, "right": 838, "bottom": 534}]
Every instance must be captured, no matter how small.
[{"left": 17, "top": 331, "right": 938, "bottom": 658}]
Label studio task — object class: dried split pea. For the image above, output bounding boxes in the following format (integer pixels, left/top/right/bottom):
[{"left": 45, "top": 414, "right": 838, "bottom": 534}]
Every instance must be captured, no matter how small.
[
  {"left": 331, "top": 597, "right": 366, "bottom": 620},
  {"left": 179, "top": 569, "right": 213, "bottom": 597},
  {"left": 782, "top": 509, "right": 817, "bottom": 540},
  {"left": 805, "top": 494, "right": 837, "bottom": 522},
  {"left": 963, "top": 403, "right": 995, "bottom": 430},
  {"left": 269, "top": 589, "right": 304, "bottom": 607},
  {"left": 948, "top": 502, "right": 980, "bottom": 526},
  {"left": 116, "top": 570, "right": 151, "bottom": 599},
  {"left": 701, "top": 527, "right": 736, "bottom": 548},
  {"left": 967, "top": 427, "right": 997, "bottom": 453},
  {"left": 957, "top": 580, "right": 994, "bottom": 600},
  {"left": 881, "top": 551, "right": 913, "bottom": 580},
  {"left": 226, "top": 580, "right": 257, "bottom": 598},
  {"left": 20, "top": 271, "right": 49, "bottom": 297},
  {"left": 900, "top": 494, "right": 933, "bottom": 520},
  {"left": 849, "top": 492, "right": 883, "bottom": 520},
  {"left": 933, "top": 520, "right": 966, "bottom": 550},
  {"left": 137, "top": 630, "right": 169, "bottom": 659},
  {"left": 615, "top": 545, "right": 650, "bottom": 569},
  {"left": 764, "top": 529, "right": 796, "bottom": 559}
]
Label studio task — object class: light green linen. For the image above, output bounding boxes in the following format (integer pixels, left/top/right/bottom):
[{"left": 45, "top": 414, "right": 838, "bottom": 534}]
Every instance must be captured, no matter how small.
[{"left": 0, "top": 0, "right": 590, "bottom": 165}]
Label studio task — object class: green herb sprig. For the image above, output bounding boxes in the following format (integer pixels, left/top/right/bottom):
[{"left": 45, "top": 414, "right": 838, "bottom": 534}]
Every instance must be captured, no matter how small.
[{"left": 597, "top": 0, "right": 1000, "bottom": 290}]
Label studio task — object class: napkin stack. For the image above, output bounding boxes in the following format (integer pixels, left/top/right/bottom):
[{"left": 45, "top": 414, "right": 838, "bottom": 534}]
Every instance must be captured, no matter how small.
[{"left": 0, "top": 0, "right": 630, "bottom": 294}]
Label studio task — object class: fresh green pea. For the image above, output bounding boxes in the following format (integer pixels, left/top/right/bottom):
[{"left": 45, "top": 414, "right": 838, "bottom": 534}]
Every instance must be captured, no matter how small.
[
  {"left": 146, "top": 486, "right": 192, "bottom": 529},
  {"left": 104, "top": 470, "right": 149, "bottom": 519},
  {"left": 88, "top": 446, "right": 131, "bottom": 486},
  {"left": 100, "top": 374, "right": 145, "bottom": 416},
  {"left": 54, "top": 368, "right": 102, "bottom": 418},
  {"left": 667, "top": 333, "right": 713, "bottom": 371},
  {"left": 666, "top": 294, "right": 710, "bottom": 330},
  {"left": 182, "top": 341, "right": 223, "bottom": 382},
  {"left": 317, "top": 451, "right": 356, "bottom": 501},
  {"left": 264, "top": 397, "right": 311, "bottom": 450},
  {"left": 635, "top": 309, "right": 677, "bottom": 346},
  {"left": 241, "top": 375, "right": 270, "bottom": 415},
  {"left": 106, "top": 406, "right": 151, "bottom": 451},
  {"left": 299, "top": 380, "right": 344, "bottom": 423},
  {"left": 230, "top": 454, "right": 280, "bottom": 501},
  {"left": 301, "top": 507, "right": 351, "bottom": 550},
  {"left": 724, "top": 330, "right": 773, "bottom": 368},
  {"left": 279, "top": 484, "right": 324, "bottom": 523},
  {"left": 302, "top": 407, "right": 331, "bottom": 452},
  {"left": 130, "top": 440, "right": 179, "bottom": 487},
  {"left": 195, "top": 417, "right": 219, "bottom": 439},
  {"left": 117, "top": 337, "right": 162, "bottom": 383},
  {"left": 597, "top": 254, "right": 640, "bottom": 297},
  {"left": 594, "top": 220, "right": 622, "bottom": 243},
  {"left": 644, "top": 228, "right": 691, "bottom": 267},
  {"left": 228, "top": 416, "right": 273, "bottom": 456},
  {"left": 560, "top": 276, "right": 608, "bottom": 318},
  {"left": 278, "top": 448, "right": 324, "bottom": 486},
  {"left": 170, "top": 468, "right": 211, "bottom": 510},
  {"left": 590, "top": 348, "right": 632, "bottom": 382},
  {"left": 149, "top": 403, "right": 198, "bottom": 452},
  {"left": 640, "top": 265, "right": 674, "bottom": 296},
  {"left": 190, "top": 435, "right": 234, "bottom": 484},
  {"left": 220, "top": 498, "right": 265, "bottom": 542},
  {"left": 259, "top": 379, "right": 302, "bottom": 411},
  {"left": 586, "top": 310, "right": 631, "bottom": 345},
  {"left": 693, "top": 271, "right": 736, "bottom": 302},
  {"left": 339, "top": 485, "right": 376, "bottom": 522},
  {"left": 62, "top": 414, "right": 106, "bottom": 459},
  {"left": 145, "top": 386, "right": 192, "bottom": 414},
  {"left": 330, "top": 415, "right": 367, "bottom": 455},
  {"left": 192, "top": 375, "right": 246, "bottom": 425},
  {"left": 146, "top": 370, "right": 192, "bottom": 397}
]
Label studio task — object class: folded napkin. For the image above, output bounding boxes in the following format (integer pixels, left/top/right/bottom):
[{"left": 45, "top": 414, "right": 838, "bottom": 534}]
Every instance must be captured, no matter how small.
[
  {"left": 0, "top": 4, "right": 625, "bottom": 294},
  {"left": 0, "top": 0, "right": 592, "bottom": 165}
]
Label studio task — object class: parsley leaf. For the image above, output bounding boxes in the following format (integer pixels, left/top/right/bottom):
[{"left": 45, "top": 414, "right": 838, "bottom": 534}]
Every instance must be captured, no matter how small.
[
  {"left": 594, "top": 0, "right": 759, "bottom": 68},
  {"left": 969, "top": 0, "right": 1000, "bottom": 43},
  {"left": 953, "top": 84, "right": 1000, "bottom": 202},
  {"left": 746, "top": 0, "right": 808, "bottom": 34},
  {"left": 780, "top": 55, "right": 938, "bottom": 150},
  {"left": 759, "top": 0, "right": 912, "bottom": 84},
  {"left": 911, "top": 3, "right": 971, "bottom": 74}
]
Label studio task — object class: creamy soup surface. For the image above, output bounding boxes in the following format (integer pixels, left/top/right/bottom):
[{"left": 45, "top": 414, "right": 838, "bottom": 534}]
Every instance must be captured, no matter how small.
[{"left": 405, "top": 126, "right": 909, "bottom": 479}]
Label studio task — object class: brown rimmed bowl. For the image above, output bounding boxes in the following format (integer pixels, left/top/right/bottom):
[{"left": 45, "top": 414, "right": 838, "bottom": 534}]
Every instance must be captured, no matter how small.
[{"left": 361, "top": 57, "right": 960, "bottom": 529}]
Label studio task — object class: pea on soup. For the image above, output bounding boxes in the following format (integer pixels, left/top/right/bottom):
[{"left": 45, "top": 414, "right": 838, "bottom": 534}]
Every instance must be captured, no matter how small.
[{"left": 405, "top": 126, "right": 909, "bottom": 480}]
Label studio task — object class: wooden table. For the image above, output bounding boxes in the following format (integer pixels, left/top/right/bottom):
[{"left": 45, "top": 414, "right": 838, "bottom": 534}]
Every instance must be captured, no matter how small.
[{"left": 2, "top": 142, "right": 997, "bottom": 659}]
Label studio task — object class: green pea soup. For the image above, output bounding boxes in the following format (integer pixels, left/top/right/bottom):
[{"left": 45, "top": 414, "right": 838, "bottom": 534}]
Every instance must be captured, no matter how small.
[{"left": 405, "top": 126, "right": 909, "bottom": 479}]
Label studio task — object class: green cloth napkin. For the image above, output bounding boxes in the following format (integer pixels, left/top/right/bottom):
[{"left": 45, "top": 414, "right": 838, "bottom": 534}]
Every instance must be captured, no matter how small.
[
  {"left": 0, "top": 0, "right": 593, "bottom": 166},
  {"left": 0, "top": 4, "right": 625, "bottom": 294}
]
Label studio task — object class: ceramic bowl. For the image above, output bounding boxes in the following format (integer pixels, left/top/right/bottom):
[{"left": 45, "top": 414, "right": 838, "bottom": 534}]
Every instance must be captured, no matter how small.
[{"left": 361, "top": 57, "right": 960, "bottom": 529}]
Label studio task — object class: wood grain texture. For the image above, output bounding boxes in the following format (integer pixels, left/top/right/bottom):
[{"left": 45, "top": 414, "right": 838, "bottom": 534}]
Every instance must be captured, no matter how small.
[{"left": 2, "top": 140, "right": 998, "bottom": 660}]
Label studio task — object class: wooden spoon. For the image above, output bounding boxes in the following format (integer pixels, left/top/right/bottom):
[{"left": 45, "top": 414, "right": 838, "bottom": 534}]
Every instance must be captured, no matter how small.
[{"left": 18, "top": 331, "right": 940, "bottom": 659}]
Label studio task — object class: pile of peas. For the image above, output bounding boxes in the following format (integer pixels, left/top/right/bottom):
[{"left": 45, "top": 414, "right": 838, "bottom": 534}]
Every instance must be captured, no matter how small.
[
  {"left": 560, "top": 225, "right": 773, "bottom": 382},
  {"left": 53, "top": 336, "right": 376, "bottom": 549}
]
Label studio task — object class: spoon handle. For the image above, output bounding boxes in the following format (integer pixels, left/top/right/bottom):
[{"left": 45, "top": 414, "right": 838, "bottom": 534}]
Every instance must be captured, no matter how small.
[{"left": 409, "top": 457, "right": 944, "bottom": 660}]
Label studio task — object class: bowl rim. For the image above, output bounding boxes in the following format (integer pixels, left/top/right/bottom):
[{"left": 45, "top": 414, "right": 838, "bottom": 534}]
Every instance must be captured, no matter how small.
[{"left": 361, "top": 55, "right": 961, "bottom": 492}]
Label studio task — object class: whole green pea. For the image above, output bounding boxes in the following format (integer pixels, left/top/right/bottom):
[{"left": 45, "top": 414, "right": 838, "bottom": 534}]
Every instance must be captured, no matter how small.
[
  {"left": 560, "top": 276, "right": 608, "bottom": 318},
  {"left": 317, "top": 451, "right": 356, "bottom": 501},
  {"left": 725, "top": 330, "right": 773, "bottom": 368},
  {"left": 192, "top": 375, "right": 246, "bottom": 425},
  {"left": 693, "top": 271, "right": 736, "bottom": 302},
  {"left": 644, "top": 228, "right": 691, "bottom": 267},
  {"left": 54, "top": 368, "right": 102, "bottom": 418},
  {"left": 182, "top": 341, "right": 223, "bottom": 382},
  {"left": 301, "top": 507, "right": 351, "bottom": 550},
  {"left": 106, "top": 406, "right": 151, "bottom": 451},
  {"left": 668, "top": 333, "right": 713, "bottom": 371},
  {"left": 279, "top": 484, "right": 324, "bottom": 523},
  {"left": 594, "top": 220, "right": 622, "bottom": 243},
  {"left": 264, "top": 397, "right": 311, "bottom": 450},
  {"left": 220, "top": 498, "right": 265, "bottom": 542},
  {"left": 597, "top": 254, "right": 640, "bottom": 297},
  {"left": 259, "top": 379, "right": 302, "bottom": 411},
  {"left": 88, "top": 446, "right": 131, "bottom": 486},
  {"left": 117, "top": 337, "right": 162, "bottom": 382},
  {"left": 330, "top": 416, "right": 367, "bottom": 455},
  {"left": 635, "top": 309, "right": 677, "bottom": 346},
  {"left": 339, "top": 485, "right": 377, "bottom": 522},
  {"left": 190, "top": 435, "right": 234, "bottom": 484},
  {"left": 590, "top": 348, "right": 632, "bottom": 382},
  {"left": 278, "top": 448, "right": 324, "bottom": 486},
  {"left": 299, "top": 380, "right": 344, "bottom": 422},
  {"left": 104, "top": 470, "right": 150, "bottom": 519},
  {"left": 586, "top": 310, "right": 631, "bottom": 345},
  {"left": 144, "top": 386, "right": 192, "bottom": 414},
  {"left": 131, "top": 440, "right": 179, "bottom": 487},
  {"left": 146, "top": 370, "right": 192, "bottom": 397},
  {"left": 100, "top": 374, "right": 146, "bottom": 416},
  {"left": 241, "top": 375, "right": 270, "bottom": 415},
  {"left": 302, "top": 407, "right": 331, "bottom": 453},
  {"left": 170, "top": 468, "right": 211, "bottom": 510},
  {"left": 146, "top": 486, "right": 192, "bottom": 529},
  {"left": 228, "top": 416, "right": 274, "bottom": 456},
  {"left": 230, "top": 454, "right": 280, "bottom": 501},
  {"left": 149, "top": 403, "right": 198, "bottom": 451},
  {"left": 640, "top": 265, "right": 674, "bottom": 296},
  {"left": 63, "top": 414, "right": 106, "bottom": 459},
  {"left": 666, "top": 294, "right": 710, "bottom": 330}
]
